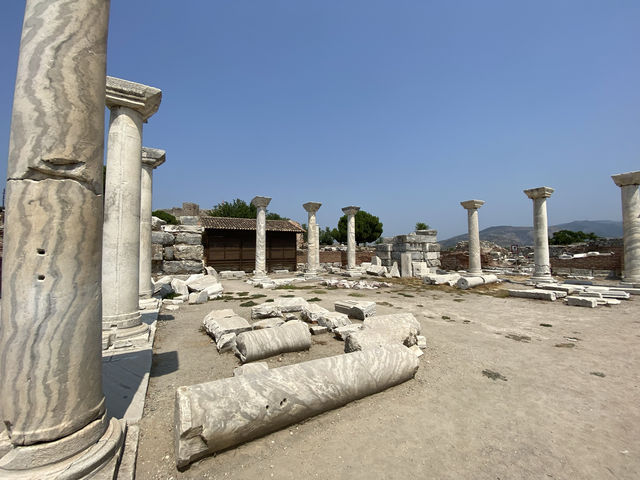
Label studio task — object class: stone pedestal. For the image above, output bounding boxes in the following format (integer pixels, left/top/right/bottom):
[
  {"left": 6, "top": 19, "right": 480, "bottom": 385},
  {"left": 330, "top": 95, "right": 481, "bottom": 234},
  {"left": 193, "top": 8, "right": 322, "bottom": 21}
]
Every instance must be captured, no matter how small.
[
  {"left": 612, "top": 171, "right": 640, "bottom": 284},
  {"left": 0, "top": 1, "right": 124, "bottom": 477},
  {"left": 139, "top": 147, "right": 166, "bottom": 299},
  {"left": 303, "top": 202, "right": 322, "bottom": 275},
  {"left": 342, "top": 206, "right": 360, "bottom": 270},
  {"left": 103, "top": 77, "right": 161, "bottom": 335},
  {"left": 251, "top": 196, "right": 272, "bottom": 279},
  {"left": 524, "top": 187, "right": 554, "bottom": 283},
  {"left": 460, "top": 200, "right": 485, "bottom": 274}
]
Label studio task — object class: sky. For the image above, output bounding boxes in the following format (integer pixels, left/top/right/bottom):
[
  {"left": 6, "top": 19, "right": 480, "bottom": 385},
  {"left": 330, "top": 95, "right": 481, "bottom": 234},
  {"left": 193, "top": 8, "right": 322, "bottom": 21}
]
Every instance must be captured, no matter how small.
[{"left": 0, "top": 1, "right": 639, "bottom": 240}]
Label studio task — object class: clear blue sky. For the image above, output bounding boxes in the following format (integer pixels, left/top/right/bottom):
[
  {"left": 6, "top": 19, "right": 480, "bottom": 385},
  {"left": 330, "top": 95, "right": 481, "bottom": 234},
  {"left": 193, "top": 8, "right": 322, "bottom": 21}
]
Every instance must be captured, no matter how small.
[{"left": 1, "top": 1, "right": 639, "bottom": 239}]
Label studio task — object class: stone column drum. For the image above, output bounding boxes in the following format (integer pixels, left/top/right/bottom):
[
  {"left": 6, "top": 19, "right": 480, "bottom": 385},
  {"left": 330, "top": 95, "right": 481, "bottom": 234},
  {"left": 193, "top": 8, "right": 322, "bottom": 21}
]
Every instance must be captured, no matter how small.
[
  {"left": 139, "top": 147, "right": 166, "bottom": 298},
  {"left": 612, "top": 171, "right": 640, "bottom": 284},
  {"left": 460, "top": 200, "right": 485, "bottom": 274},
  {"left": 251, "top": 196, "right": 272, "bottom": 279},
  {"left": 524, "top": 187, "right": 554, "bottom": 283},
  {"left": 0, "top": 1, "right": 124, "bottom": 477},
  {"left": 103, "top": 76, "right": 161, "bottom": 335},
  {"left": 303, "top": 202, "right": 322, "bottom": 275},
  {"left": 342, "top": 206, "right": 360, "bottom": 270}
]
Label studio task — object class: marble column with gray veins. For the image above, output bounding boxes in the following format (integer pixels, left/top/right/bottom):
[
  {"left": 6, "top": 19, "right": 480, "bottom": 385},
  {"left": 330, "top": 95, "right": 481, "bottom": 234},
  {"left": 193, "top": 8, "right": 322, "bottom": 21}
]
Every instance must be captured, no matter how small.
[
  {"left": 139, "top": 147, "right": 166, "bottom": 298},
  {"left": 303, "top": 202, "right": 322, "bottom": 274},
  {"left": 612, "top": 171, "right": 640, "bottom": 283},
  {"left": 175, "top": 344, "right": 419, "bottom": 468},
  {"left": 103, "top": 76, "right": 161, "bottom": 334},
  {"left": 524, "top": 187, "right": 554, "bottom": 283},
  {"left": 0, "top": 0, "right": 124, "bottom": 477},
  {"left": 342, "top": 206, "right": 360, "bottom": 270},
  {"left": 460, "top": 200, "right": 485, "bottom": 274},
  {"left": 251, "top": 196, "right": 272, "bottom": 279}
]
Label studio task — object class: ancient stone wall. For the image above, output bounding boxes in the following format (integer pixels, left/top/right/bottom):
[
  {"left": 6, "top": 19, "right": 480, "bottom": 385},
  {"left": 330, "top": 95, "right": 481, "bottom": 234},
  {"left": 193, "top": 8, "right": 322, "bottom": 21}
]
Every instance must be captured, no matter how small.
[{"left": 152, "top": 220, "right": 204, "bottom": 275}]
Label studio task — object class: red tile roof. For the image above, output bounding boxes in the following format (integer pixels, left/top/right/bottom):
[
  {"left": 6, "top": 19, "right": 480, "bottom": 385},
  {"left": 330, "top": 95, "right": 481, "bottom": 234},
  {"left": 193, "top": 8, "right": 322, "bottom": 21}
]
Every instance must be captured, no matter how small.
[{"left": 199, "top": 216, "right": 305, "bottom": 233}]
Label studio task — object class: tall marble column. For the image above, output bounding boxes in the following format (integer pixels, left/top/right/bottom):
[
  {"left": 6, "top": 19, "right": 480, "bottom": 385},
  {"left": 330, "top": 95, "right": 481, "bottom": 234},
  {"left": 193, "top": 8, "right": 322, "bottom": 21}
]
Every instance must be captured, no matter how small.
[
  {"left": 251, "top": 196, "right": 272, "bottom": 279},
  {"left": 612, "top": 171, "right": 640, "bottom": 284},
  {"left": 524, "top": 187, "right": 554, "bottom": 283},
  {"left": 139, "top": 147, "right": 166, "bottom": 298},
  {"left": 303, "top": 202, "right": 322, "bottom": 275},
  {"left": 342, "top": 206, "right": 360, "bottom": 270},
  {"left": 103, "top": 76, "right": 161, "bottom": 336},
  {"left": 460, "top": 200, "right": 485, "bottom": 274},
  {"left": 0, "top": 1, "right": 124, "bottom": 477}
]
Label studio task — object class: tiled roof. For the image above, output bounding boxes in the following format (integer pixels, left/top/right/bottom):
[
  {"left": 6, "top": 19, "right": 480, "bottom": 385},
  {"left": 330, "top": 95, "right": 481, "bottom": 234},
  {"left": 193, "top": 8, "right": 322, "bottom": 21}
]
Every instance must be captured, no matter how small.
[{"left": 199, "top": 216, "right": 305, "bottom": 233}]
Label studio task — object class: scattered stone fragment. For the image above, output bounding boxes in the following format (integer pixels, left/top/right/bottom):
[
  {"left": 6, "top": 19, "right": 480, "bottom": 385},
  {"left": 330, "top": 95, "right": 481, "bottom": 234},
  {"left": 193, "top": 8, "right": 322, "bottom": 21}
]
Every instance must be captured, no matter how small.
[
  {"left": 252, "top": 317, "right": 285, "bottom": 330},
  {"left": 457, "top": 274, "right": 499, "bottom": 290},
  {"left": 565, "top": 296, "right": 598, "bottom": 308},
  {"left": 235, "top": 320, "right": 312, "bottom": 363},
  {"left": 188, "top": 290, "right": 209, "bottom": 305},
  {"left": 175, "top": 345, "right": 419, "bottom": 468},
  {"left": 408, "top": 345, "right": 424, "bottom": 358},
  {"left": 284, "top": 313, "right": 298, "bottom": 322},
  {"left": 163, "top": 298, "right": 184, "bottom": 305},
  {"left": 216, "top": 333, "right": 236, "bottom": 353},
  {"left": 165, "top": 304, "right": 179, "bottom": 311},
  {"left": 274, "top": 297, "right": 309, "bottom": 313},
  {"left": 233, "top": 363, "right": 269, "bottom": 377},
  {"left": 171, "top": 278, "right": 190, "bottom": 296},
  {"left": 203, "top": 309, "right": 252, "bottom": 340},
  {"left": 310, "top": 325, "right": 329, "bottom": 335},
  {"left": 536, "top": 284, "right": 582, "bottom": 295},
  {"left": 334, "top": 299, "right": 376, "bottom": 320},
  {"left": 344, "top": 313, "right": 420, "bottom": 353},
  {"left": 416, "top": 335, "right": 427, "bottom": 349},
  {"left": 251, "top": 303, "right": 283, "bottom": 320},
  {"left": 366, "top": 264, "right": 387, "bottom": 276},
  {"left": 301, "top": 303, "right": 330, "bottom": 323},
  {"left": 322, "top": 279, "right": 390, "bottom": 289},
  {"left": 317, "top": 312, "right": 351, "bottom": 331},
  {"left": 508, "top": 289, "right": 557, "bottom": 301},
  {"left": 390, "top": 262, "right": 401, "bottom": 278},
  {"left": 576, "top": 291, "right": 603, "bottom": 299},
  {"left": 334, "top": 324, "right": 362, "bottom": 340}
]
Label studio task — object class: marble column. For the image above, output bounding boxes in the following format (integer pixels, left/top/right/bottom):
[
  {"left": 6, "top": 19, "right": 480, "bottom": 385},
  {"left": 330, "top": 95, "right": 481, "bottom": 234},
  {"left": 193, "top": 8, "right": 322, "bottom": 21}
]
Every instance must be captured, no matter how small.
[
  {"left": 460, "top": 200, "right": 485, "bottom": 274},
  {"left": 139, "top": 147, "right": 166, "bottom": 298},
  {"left": 342, "top": 206, "right": 360, "bottom": 270},
  {"left": 103, "top": 76, "right": 161, "bottom": 336},
  {"left": 0, "top": 1, "right": 124, "bottom": 477},
  {"left": 251, "top": 196, "right": 272, "bottom": 279},
  {"left": 612, "top": 171, "right": 640, "bottom": 284},
  {"left": 524, "top": 187, "right": 554, "bottom": 283},
  {"left": 303, "top": 202, "right": 322, "bottom": 275}
]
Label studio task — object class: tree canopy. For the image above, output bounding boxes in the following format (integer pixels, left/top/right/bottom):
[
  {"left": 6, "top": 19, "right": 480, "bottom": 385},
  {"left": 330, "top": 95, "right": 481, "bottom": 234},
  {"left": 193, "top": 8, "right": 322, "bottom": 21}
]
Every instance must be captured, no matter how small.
[
  {"left": 152, "top": 210, "right": 179, "bottom": 225},
  {"left": 206, "top": 198, "right": 287, "bottom": 220},
  {"left": 332, "top": 210, "right": 383, "bottom": 244},
  {"left": 549, "top": 230, "right": 599, "bottom": 245}
]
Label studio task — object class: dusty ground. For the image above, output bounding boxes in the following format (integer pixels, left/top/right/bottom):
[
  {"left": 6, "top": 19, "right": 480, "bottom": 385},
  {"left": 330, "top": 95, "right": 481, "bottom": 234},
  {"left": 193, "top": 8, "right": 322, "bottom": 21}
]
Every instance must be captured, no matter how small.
[{"left": 136, "top": 275, "right": 640, "bottom": 479}]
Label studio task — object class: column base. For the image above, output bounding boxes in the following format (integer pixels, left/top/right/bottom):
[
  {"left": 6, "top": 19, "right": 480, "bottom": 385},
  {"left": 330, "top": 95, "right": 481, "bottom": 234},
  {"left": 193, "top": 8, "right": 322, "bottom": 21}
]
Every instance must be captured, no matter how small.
[
  {"left": 0, "top": 415, "right": 124, "bottom": 480},
  {"left": 102, "top": 310, "right": 142, "bottom": 330},
  {"left": 467, "top": 269, "right": 483, "bottom": 275},
  {"left": 621, "top": 276, "right": 640, "bottom": 286},
  {"left": 529, "top": 275, "right": 555, "bottom": 284},
  {"left": 138, "top": 289, "right": 153, "bottom": 299}
]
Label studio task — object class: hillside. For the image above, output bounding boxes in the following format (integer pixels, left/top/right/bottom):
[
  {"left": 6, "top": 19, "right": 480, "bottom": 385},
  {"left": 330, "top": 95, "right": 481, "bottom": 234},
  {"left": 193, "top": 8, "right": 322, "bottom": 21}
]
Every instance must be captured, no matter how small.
[{"left": 440, "top": 220, "right": 623, "bottom": 248}]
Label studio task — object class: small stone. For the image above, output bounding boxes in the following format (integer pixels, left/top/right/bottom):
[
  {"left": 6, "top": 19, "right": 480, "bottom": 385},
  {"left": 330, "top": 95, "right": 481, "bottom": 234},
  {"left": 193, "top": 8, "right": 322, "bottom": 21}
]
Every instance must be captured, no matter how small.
[
  {"left": 309, "top": 325, "right": 328, "bottom": 335},
  {"left": 416, "top": 335, "right": 427, "bottom": 349},
  {"left": 408, "top": 345, "right": 424, "bottom": 358},
  {"left": 165, "top": 305, "right": 179, "bottom": 311}
]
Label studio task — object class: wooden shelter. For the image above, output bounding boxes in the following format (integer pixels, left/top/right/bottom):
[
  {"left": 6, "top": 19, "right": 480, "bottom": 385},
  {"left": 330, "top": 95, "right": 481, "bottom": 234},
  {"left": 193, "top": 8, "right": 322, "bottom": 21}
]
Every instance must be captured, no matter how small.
[{"left": 200, "top": 216, "right": 305, "bottom": 272}]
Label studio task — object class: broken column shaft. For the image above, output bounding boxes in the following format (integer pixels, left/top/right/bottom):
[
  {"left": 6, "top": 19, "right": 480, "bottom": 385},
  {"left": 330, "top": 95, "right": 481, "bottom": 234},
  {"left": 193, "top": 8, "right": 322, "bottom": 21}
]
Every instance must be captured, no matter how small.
[
  {"left": 612, "top": 171, "right": 640, "bottom": 284},
  {"left": 251, "top": 196, "right": 272, "bottom": 279},
  {"left": 342, "top": 206, "right": 360, "bottom": 270},
  {"left": 103, "top": 76, "right": 161, "bottom": 333},
  {"left": 139, "top": 147, "right": 166, "bottom": 298},
  {"left": 0, "top": 0, "right": 123, "bottom": 476},
  {"left": 524, "top": 186, "right": 554, "bottom": 283},
  {"left": 460, "top": 200, "right": 484, "bottom": 274}
]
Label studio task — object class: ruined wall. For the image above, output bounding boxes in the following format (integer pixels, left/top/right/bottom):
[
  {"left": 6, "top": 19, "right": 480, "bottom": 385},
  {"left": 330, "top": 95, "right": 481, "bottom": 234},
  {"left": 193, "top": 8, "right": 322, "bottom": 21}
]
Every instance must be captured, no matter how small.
[
  {"left": 296, "top": 248, "right": 373, "bottom": 267},
  {"left": 151, "top": 220, "right": 204, "bottom": 275}
]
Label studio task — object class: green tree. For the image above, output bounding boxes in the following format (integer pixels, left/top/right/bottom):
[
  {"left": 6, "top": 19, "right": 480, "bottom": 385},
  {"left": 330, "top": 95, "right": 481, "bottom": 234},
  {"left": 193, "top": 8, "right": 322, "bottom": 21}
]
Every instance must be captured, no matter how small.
[
  {"left": 415, "top": 222, "right": 429, "bottom": 231},
  {"left": 152, "top": 210, "right": 179, "bottom": 225},
  {"left": 319, "top": 226, "right": 334, "bottom": 245},
  {"left": 206, "top": 198, "right": 287, "bottom": 220},
  {"left": 549, "top": 230, "right": 599, "bottom": 245},
  {"left": 334, "top": 210, "right": 383, "bottom": 245}
]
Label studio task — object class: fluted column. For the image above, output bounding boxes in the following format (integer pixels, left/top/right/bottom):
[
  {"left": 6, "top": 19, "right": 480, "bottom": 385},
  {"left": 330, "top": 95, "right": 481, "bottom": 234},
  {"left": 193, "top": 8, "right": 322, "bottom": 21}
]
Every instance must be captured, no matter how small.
[
  {"left": 524, "top": 187, "right": 554, "bottom": 283},
  {"left": 612, "top": 171, "right": 640, "bottom": 284},
  {"left": 103, "top": 77, "right": 161, "bottom": 335},
  {"left": 342, "top": 206, "right": 360, "bottom": 270},
  {"left": 251, "top": 196, "right": 272, "bottom": 279},
  {"left": 303, "top": 202, "right": 322, "bottom": 275},
  {"left": 139, "top": 147, "right": 166, "bottom": 298},
  {"left": 460, "top": 200, "right": 484, "bottom": 274},
  {"left": 0, "top": 1, "right": 124, "bottom": 477}
]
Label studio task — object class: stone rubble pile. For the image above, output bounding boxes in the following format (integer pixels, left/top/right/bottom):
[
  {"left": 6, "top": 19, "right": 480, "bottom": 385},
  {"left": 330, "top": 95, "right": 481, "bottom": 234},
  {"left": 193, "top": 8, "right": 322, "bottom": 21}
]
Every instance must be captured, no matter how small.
[
  {"left": 507, "top": 282, "right": 632, "bottom": 307},
  {"left": 321, "top": 278, "right": 391, "bottom": 289},
  {"left": 153, "top": 270, "right": 223, "bottom": 312},
  {"left": 376, "top": 229, "right": 441, "bottom": 278}
]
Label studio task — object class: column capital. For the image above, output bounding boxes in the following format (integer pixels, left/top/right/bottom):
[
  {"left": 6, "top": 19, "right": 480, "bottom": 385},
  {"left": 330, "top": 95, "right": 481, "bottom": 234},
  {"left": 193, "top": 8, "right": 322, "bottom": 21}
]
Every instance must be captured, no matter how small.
[
  {"left": 342, "top": 206, "right": 360, "bottom": 216},
  {"left": 251, "top": 196, "right": 272, "bottom": 209},
  {"left": 612, "top": 171, "right": 640, "bottom": 187},
  {"left": 524, "top": 186, "right": 554, "bottom": 199},
  {"left": 303, "top": 202, "right": 322, "bottom": 213},
  {"left": 142, "top": 147, "right": 166, "bottom": 169},
  {"left": 460, "top": 199, "right": 485, "bottom": 210},
  {"left": 106, "top": 76, "right": 162, "bottom": 121}
]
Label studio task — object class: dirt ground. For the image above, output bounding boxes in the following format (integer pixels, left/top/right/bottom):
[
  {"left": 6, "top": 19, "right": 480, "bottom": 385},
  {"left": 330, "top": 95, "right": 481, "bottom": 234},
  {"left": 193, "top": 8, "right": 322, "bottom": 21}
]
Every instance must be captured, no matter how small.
[{"left": 136, "top": 275, "right": 640, "bottom": 479}]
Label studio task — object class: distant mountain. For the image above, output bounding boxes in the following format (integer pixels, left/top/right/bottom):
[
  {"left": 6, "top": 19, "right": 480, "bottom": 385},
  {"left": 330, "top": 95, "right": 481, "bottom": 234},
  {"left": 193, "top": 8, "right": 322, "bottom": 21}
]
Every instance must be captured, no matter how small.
[{"left": 440, "top": 220, "right": 623, "bottom": 248}]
